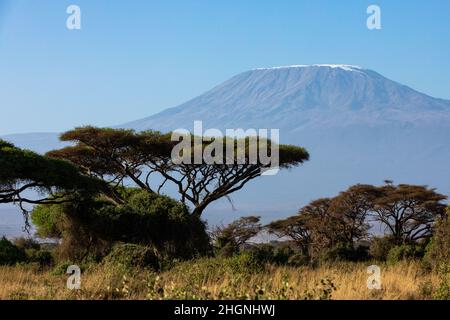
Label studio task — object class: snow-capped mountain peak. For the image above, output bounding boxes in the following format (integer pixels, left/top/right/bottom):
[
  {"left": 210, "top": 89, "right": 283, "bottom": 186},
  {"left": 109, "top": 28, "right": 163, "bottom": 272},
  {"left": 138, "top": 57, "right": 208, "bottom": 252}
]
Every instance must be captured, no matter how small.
[
  {"left": 121, "top": 65, "right": 450, "bottom": 132},
  {"left": 254, "top": 64, "right": 363, "bottom": 72}
]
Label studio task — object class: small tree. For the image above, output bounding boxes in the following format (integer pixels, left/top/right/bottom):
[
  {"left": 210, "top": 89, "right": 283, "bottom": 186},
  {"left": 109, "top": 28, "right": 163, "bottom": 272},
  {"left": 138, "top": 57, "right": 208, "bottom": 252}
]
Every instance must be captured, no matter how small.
[
  {"left": 213, "top": 216, "right": 262, "bottom": 256},
  {"left": 266, "top": 215, "right": 311, "bottom": 255},
  {"left": 267, "top": 198, "right": 338, "bottom": 258},
  {"left": 329, "top": 184, "right": 377, "bottom": 244},
  {"left": 424, "top": 207, "right": 450, "bottom": 268}
]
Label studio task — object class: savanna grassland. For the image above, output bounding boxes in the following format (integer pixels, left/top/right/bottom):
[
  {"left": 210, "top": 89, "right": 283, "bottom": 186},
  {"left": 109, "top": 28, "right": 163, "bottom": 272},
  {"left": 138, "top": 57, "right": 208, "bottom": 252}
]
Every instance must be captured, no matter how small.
[
  {"left": 1, "top": 132, "right": 450, "bottom": 301},
  {"left": 0, "top": 258, "right": 448, "bottom": 300}
]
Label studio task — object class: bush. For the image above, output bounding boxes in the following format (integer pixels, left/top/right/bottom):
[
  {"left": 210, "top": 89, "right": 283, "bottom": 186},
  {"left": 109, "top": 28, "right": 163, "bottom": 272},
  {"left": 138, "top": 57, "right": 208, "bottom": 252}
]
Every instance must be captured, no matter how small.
[
  {"left": 32, "top": 190, "right": 212, "bottom": 261},
  {"left": 13, "top": 237, "right": 40, "bottom": 251},
  {"left": 95, "top": 191, "right": 211, "bottom": 259},
  {"left": 319, "top": 243, "right": 368, "bottom": 263},
  {"left": 248, "top": 245, "right": 275, "bottom": 264},
  {"left": 31, "top": 204, "right": 65, "bottom": 238},
  {"left": 51, "top": 261, "right": 92, "bottom": 276},
  {"left": 272, "top": 246, "right": 296, "bottom": 265},
  {"left": 430, "top": 262, "right": 450, "bottom": 300},
  {"left": 231, "top": 244, "right": 309, "bottom": 270},
  {"left": 287, "top": 253, "right": 310, "bottom": 266},
  {"left": 103, "top": 243, "right": 160, "bottom": 272},
  {"left": 369, "top": 237, "right": 396, "bottom": 261},
  {"left": 387, "top": 245, "right": 424, "bottom": 264},
  {"left": 424, "top": 211, "right": 450, "bottom": 269},
  {"left": 0, "top": 237, "right": 26, "bottom": 265},
  {"left": 26, "top": 249, "right": 54, "bottom": 267},
  {"left": 224, "top": 252, "right": 263, "bottom": 274}
]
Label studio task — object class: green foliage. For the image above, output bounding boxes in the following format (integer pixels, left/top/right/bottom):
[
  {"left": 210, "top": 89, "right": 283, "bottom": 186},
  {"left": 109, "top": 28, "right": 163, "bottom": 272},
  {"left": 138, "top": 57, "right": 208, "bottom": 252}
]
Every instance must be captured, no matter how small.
[
  {"left": 31, "top": 204, "right": 65, "bottom": 238},
  {"left": 13, "top": 237, "right": 40, "bottom": 251},
  {"left": 103, "top": 243, "right": 160, "bottom": 272},
  {"left": 302, "top": 278, "right": 337, "bottom": 300},
  {"left": 91, "top": 191, "right": 211, "bottom": 259},
  {"left": 26, "top": 250, "right": 54, "bottom": 267},
  {"left": 0, "top": 139, "right": 103, "bottom": 204},
  {"left": 319, "top": 243, "right": 368, "bottom": 263},
  {"left": 248, "top": 244, "right": 306, "bottom": 266},
  {"left": 214, "top": 216, "right": 261, "bottom": 257},
  {"left": 270, "top": 245, "right": 296, "bottom": 265},
  {"left": 224, "top": 252, "right": 264, "bottom": 274},
  {"left": 224, "top": 244, "right": 309, "bottom": 269},
  {"left": 387, "top": 244, "right": 424, "bottom": 265},
  {"left": 424, "top": 209, "right": 450, "bottom": 269},
  {"left": 287, "top": 253, "right": 310, "bottom": 266},
  {"left": 0, "top": 237, "right": 26, "bottom": 265},
  {"left": 433, "top": 262, "right": 450, "bottom": 300},
  {"left": 11, "top": 238, "right": 54, "bottom": 267},
  {"left": 31, "top": 190, "right": 211, "bottom": 261},
  {"left": 369, "top": 237, "right": 396, "bottom": 261},
  {"left": 51, "top": 261, "right": 90, "bottom": 276},
  {"left": 49, "top": 126, "right": 309, "bottom": 217}
]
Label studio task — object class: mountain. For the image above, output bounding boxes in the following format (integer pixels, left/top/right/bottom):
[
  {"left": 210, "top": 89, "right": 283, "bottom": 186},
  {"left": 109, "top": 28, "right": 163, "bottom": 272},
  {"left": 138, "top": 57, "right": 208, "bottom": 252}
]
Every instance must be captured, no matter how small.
[
  {"left": 3, "top": 64, "right": 450, "bottom": 227},
  {"left": 121, "top": 64, "right": 450, "bottom": 132}
]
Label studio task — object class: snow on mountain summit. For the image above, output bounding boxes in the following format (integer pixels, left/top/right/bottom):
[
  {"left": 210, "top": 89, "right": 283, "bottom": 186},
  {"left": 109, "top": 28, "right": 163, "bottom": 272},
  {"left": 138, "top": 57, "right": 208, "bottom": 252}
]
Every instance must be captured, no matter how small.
[{"left": 254, "top": 64, "right": 363, "bottom": 72}]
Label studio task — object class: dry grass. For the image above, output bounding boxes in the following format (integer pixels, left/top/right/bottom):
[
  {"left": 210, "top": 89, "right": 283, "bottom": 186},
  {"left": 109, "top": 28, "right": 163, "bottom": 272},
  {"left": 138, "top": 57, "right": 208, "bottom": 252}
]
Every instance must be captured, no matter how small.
[{"left": 0, "top": 260, "right": 446, "bottom": 300}]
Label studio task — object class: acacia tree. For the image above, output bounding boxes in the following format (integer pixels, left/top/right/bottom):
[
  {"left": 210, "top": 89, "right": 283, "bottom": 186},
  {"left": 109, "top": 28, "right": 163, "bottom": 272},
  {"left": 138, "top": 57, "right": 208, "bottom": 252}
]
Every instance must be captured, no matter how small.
[
  {"left": 212, "top": 216, "right": 262, "bottom": 255},
  {"left": 370, "top": 183, "right": 447, "bottom": 244},
  {"left": 267, "top": 185, "right": 379, "bottom": 257},
  {"left": 266, "top": 215, "right": 311, "bottom": 255},
  {"left": 299, "top": 198, "right": 344, "bottom": 255},
  {"left": 48, "top": 126, "right": 310, "bottom": 217},
  {"left": 267, "top": 183, "right": 448, "bottom": 259},
  {"left": 46, "top": 128, "right": 172, "bottom": 204},
  {"left": 267, "top": 198, "right": 340, "bottom": 257},
  {"left": 329, "top": 184, "right": 378, "bottom": 244},
  {"left": 0, "top": 139, "right": 102, "bottom": 226}
]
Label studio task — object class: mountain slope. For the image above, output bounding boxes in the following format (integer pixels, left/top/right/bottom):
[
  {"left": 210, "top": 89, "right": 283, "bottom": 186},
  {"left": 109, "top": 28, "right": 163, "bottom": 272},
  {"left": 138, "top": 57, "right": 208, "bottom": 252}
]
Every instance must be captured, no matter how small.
[{"left": 121, "top": 65, "right": 450, "bottom": 132}]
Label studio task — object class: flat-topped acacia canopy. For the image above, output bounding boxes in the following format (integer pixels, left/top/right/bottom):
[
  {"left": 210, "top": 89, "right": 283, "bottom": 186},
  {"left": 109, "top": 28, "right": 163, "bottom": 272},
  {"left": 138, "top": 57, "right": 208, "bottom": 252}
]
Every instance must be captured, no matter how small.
[
  {"left": 48, "top": 126, "right": 309, "bottom": 216},
  {"left": 0, "top": 139, "right": 103, "bottom": 206}
]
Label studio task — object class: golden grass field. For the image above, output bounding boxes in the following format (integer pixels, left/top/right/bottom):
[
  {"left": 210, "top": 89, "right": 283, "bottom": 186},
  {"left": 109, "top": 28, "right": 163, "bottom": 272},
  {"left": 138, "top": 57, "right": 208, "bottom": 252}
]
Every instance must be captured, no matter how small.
[{"left": 0, "top": 259, "right": 448, "bottom": 300}]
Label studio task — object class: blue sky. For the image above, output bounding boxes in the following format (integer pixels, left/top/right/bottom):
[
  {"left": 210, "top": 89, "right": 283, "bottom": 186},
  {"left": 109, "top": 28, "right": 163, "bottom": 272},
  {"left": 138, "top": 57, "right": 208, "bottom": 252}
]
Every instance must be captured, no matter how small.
[{"left": 0, "top": 0, "right": 449, "bottom": 135}]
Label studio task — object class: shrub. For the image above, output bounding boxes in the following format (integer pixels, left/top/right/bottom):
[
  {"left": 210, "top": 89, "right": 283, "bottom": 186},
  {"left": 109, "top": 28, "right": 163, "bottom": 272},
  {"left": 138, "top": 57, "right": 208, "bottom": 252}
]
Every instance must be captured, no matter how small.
[
  {"left": 387, "top": 245, "right": 423, "bottom": 264},
  {"left": 217, "top": 242, "right": 237, "bottom": 258},
  {"left": 103, "top": 243, "right": 160, "bottom": 272},
  {"left": 225, "top": 252, "right": 263, "bottom": 274},
  {"left": 287, "top": 253, "right": 310, "bottom": 266},
  {"left": 213, "top": 216, "right": 261, "bottom": 256},
  {"left": 432, "top": 262, "right": 450, "bottom": 300},
  {"left": 32, "top": 190, "right": 212, "bottom": 261},
  {"left": 369, "top": 236, "right": 396, "bottom": 261},
  {"left": 272, "top": 246, "right": 296, "bottom": 265},
  {"left": 0, "top": 237, "right": 26, "bottom": 265},
  {"left": 51, "top": 261, "right": 91, "bottom": 276},
  {"left": 31, "top": 204, "right": 65, "bottom": 238},
  {"left": 319, "top": 243, "right": 368, "bottom": 263},
  {"left": 13, "top": 237, "right": 40, "bottom": 251},
  {"left": 26, "top": 249, "right": 54, "bottom": 267},
  {"left": 248, "top": 244, "right": 275, "bottom": 264},
  {"left": 424, "top": 210, "right": 450, "bottom": 269}
]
